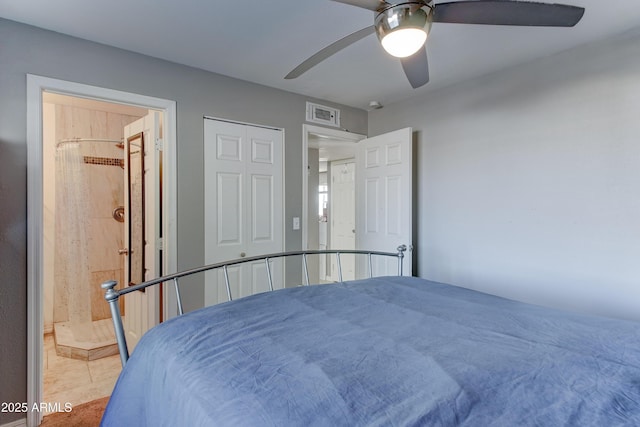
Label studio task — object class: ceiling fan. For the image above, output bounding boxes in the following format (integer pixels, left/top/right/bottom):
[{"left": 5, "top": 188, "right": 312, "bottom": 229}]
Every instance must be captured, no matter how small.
[{"left": 285, "top": 0, "right": 585, "bottom": 88}]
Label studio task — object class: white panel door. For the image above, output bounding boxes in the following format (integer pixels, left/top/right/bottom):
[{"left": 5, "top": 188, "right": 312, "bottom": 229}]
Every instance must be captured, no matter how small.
[
  {"left": 123, "top": 112, "right": 161, "bottom": 351},
  {"left": 329, "top": 160, "right": 356, "bottom": 281},
  {"left": 356, "top": 127, "right": 413, "bottom": 276},
  {"left": 204, "top": 119, "right": 283, "bottom": 305}
]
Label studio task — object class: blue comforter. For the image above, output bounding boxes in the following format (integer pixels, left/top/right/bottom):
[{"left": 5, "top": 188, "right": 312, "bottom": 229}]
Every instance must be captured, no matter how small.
[{"left": 101, "top": 277, "right": 640, "bottom": 426}]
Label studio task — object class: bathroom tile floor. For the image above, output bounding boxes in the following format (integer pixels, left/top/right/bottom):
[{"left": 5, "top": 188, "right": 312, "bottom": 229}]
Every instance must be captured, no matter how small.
[{"left": 43, "top": 334, "right": 121, "bottom": 416}]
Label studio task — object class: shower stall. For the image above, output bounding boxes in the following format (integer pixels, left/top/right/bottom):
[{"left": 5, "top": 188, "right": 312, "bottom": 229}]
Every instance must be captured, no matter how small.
[{"left": 52, "top": 137, "right": 126, "bottom": 360}]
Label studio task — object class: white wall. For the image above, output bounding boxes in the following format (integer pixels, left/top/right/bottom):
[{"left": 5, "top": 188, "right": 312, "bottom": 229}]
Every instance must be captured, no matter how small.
[{"left": 369, "top": 29, "right": 640, "bottom": 321}]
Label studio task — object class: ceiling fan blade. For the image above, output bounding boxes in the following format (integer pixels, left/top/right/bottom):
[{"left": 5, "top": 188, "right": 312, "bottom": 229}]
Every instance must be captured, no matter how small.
[
  {"left": 330, "top": 0, "right": 390, "bottom": 12},
  {"left": 285, "top": 26, "right": 375, "bottom": 79},
  {"left": 401, "top": 47, "right": 430, "bottom": 88},
  {"left": 433, "top": 1, "right": 585, "bottom": 27}
]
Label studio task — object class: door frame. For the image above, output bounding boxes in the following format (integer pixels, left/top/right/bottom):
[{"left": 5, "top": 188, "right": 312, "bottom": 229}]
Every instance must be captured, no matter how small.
[
  {"left": 301, "top": 124, "right": 365, "bottom": 252},
  {"left": 26, "top": 75, "right": 177, "bottom": 426}
]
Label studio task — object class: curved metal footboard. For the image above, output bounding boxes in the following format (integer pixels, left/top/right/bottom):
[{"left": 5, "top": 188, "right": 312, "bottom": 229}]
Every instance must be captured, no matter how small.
[{"left": 103, "top": 245, "right": 407, "bottom": 366}]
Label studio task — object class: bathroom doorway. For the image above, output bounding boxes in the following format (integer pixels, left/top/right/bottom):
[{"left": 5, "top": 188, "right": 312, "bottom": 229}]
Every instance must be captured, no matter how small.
[
  {"left": 41, "top": 92, "right": 153, "bottom": 412},
  {"left": 27, "top": 75, "right": 177, "bottom": 427}
]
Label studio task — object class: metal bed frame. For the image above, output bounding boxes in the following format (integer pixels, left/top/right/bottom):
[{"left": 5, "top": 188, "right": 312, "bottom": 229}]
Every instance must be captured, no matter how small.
[{"left": 103, "top": 245, "right": 407, "bottom": 366}]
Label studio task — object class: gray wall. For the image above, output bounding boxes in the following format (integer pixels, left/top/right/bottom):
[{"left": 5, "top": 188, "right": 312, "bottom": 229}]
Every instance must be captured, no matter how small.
[
  {"left": 0, "top": 17, "right": 366, "bottom": 424},
  {"left": 369, "top": 29, "right": 640, "bottom": 322}
]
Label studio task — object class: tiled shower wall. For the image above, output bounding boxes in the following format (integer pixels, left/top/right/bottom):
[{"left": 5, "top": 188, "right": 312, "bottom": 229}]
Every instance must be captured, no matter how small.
[{"left": 43, "top": 99, "right": 144, "bottom": 332}]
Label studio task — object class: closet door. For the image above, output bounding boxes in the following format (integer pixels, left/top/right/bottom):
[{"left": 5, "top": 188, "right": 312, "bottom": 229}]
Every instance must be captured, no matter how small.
[{"left": 204, "top": 119, "right": 283, "bottom": 305}]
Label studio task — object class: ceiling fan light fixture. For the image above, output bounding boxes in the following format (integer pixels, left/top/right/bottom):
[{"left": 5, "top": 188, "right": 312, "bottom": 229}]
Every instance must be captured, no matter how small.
[
  {"left": 381, "top": 28, "right": 427, "bottom": 58},
  {"left": 375, "top": 2, "right": 433, "bottom": 58}
]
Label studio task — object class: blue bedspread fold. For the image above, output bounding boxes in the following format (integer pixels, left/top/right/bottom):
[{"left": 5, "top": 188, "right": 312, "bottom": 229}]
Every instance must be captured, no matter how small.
[{"left": 101, "top": 277, "right": 640, "bottom": 426}]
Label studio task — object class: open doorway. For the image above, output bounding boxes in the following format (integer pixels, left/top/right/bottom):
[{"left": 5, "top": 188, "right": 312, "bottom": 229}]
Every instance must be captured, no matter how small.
[
  {"left": 27, "top": 75, "right": 177, "bottom": 427},
  {"left": 302, "top": 125, "right": 365, "bottom": 284},
  {"left": 303, "top": 125, "right": 415, "bottom": 284},
  {"left": 41, "top": 93, "right": 151, "bottom": 413}
]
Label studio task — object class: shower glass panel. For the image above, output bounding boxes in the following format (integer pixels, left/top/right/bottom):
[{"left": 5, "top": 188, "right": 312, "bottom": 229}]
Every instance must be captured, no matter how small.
[{"left": 126, "top": 132, "right": 145, "bottom": 288}]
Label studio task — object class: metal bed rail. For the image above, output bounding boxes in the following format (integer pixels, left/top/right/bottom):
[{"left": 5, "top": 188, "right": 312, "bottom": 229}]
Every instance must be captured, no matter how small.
[{"left": 103, "top": 245, "right": 407, "bottom": 366}]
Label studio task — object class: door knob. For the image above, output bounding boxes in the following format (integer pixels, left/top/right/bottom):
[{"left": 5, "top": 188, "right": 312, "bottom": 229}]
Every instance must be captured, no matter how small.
[
  {"left": 240, "top": 252, "right": 246, "bottom": 257},
  {"left": 118, "top": 248, "right": 129, "bottom": 255}
]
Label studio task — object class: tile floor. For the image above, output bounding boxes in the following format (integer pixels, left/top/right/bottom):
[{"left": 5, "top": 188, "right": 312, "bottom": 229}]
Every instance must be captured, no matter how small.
[{"left": 43, "top": 334, "right": 121, "bottom": 416}]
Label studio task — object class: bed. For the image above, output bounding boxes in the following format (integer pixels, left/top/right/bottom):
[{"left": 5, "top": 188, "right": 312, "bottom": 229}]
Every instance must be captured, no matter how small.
[{"left": 101, "top": 248, "right": 640, "bottom": 426}]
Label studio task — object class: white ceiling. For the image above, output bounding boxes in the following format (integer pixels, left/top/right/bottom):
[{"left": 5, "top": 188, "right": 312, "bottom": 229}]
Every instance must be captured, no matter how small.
[{"left": 2, "top": 0, "right": 640, "bottom": 109}]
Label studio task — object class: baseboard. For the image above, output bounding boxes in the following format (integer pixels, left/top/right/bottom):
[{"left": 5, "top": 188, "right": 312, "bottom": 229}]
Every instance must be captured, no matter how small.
[{"left": 0, "top": 418, "right": 27, "bottom": 427}]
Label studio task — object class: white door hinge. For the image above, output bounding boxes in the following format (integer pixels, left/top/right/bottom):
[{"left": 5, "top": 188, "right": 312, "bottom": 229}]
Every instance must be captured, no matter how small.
[
  {"left": 155, "top": 138, "right": 163, "bottom": 151},
  {"left": 156, "top": 238, "right": 164, "bottom": 251}
]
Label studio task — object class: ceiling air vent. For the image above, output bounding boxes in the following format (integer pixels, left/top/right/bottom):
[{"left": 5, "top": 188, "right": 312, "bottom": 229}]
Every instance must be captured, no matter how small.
[{"left": 306, "top": 102, "right": 340, "bottom": 128}]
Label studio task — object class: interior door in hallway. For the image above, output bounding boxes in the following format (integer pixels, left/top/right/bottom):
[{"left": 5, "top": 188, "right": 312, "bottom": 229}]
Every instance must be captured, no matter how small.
[
  {"left": 204, "top": 118, "right": 284, "bottom": 305},
  {"left": 355, "top": 127, "right": 413, "bottom": 276},
  {"left": 329, "top": 159, "right": 356, "bottom": 281}
]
